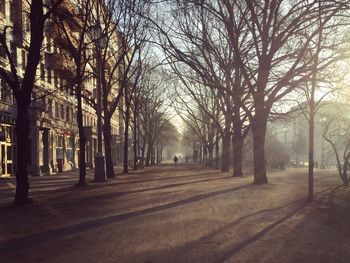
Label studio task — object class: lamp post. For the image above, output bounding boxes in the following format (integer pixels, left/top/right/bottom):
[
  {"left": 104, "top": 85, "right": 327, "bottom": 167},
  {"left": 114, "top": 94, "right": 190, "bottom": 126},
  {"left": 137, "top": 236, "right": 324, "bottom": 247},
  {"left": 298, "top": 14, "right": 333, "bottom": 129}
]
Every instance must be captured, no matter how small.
[{"left": 93, "top": 8, "right": 106, "bottom": 182}]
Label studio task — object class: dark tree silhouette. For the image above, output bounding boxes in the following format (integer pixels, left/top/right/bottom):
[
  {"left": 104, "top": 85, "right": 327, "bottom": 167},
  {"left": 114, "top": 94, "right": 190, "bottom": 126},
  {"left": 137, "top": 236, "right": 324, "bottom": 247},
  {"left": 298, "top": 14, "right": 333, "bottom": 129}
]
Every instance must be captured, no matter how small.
[{"left": 0, "top": 0, "right": 63, "bottom": 205}]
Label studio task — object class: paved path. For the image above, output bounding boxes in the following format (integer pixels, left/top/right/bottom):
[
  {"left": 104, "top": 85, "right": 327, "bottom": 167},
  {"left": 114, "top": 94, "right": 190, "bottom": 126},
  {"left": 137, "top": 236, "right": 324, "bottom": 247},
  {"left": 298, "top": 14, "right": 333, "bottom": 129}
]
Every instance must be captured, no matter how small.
[{"left": 0, "top": 165, "right": 349, "bottom": 263}]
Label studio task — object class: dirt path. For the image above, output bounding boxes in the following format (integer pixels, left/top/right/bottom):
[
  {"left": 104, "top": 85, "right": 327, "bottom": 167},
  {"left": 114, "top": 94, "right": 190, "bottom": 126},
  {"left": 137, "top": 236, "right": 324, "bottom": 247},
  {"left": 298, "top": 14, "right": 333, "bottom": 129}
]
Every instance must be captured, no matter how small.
[{"left": 0, "top": 165, "right": 349, "bottom": 263}]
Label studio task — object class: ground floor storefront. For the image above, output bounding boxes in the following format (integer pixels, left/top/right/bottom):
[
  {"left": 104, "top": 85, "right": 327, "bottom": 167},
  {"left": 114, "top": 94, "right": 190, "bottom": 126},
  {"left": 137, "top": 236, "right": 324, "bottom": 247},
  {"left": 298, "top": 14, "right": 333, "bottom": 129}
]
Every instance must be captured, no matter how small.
[
  {"left": 0, "top": 119, "right": 120, "bottom": 177},
  {"left": 0, "top": 117, "right": 15, "bottom": 177}
]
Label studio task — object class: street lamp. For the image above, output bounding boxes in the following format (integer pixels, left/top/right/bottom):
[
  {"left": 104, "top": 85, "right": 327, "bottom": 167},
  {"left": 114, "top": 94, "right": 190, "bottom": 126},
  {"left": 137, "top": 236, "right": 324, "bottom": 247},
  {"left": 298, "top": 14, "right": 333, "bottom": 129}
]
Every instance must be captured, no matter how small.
[{"left": 92, "top": 11, "right": 106, "bottom": 182}]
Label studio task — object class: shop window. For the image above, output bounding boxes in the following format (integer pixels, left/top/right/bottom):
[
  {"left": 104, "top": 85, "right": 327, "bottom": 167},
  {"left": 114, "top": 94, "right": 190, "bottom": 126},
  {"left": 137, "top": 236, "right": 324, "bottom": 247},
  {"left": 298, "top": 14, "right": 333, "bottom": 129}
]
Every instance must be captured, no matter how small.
[
  {"left": 7, "top": 145, "right": 12, "bottom": 160},
  {"left": 5, "top": 126, "right": 12, "bottom": 142},
  {"left": 66, "top": 136, "right": 74, "bottom": 162},
  {"left": 57, "top": 135, "right": 64, "bottom": 147}
]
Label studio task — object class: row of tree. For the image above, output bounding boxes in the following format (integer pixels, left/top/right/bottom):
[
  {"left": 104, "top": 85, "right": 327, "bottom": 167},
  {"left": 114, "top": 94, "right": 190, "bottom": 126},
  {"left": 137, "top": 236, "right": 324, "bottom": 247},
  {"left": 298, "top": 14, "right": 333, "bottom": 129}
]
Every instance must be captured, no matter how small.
[
  {"left": 0, "top": 0, "right": 176, "bottom": 205},
  {"left": 152, "top": 0, "right": 350, "bottom": 197}
]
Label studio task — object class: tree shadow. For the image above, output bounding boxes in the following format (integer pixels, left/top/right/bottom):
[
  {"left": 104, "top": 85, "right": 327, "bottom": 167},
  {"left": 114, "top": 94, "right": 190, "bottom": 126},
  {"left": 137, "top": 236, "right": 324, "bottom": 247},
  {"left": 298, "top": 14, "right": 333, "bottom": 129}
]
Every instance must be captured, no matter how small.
[
  {"left": 139, "top": 199, "right": 307, "bottom": 263},
  {"left": 0, "top": 184, "right": 253, "bottom": 252},
  {"left": 82, "top": 175, "right": 233, "bottom": 202},
  {"left": 213, "top": 201, "right": 307, "bottom": 263},
  {"left": 114, "top": 171, "right": 224, "bottom": 186}
]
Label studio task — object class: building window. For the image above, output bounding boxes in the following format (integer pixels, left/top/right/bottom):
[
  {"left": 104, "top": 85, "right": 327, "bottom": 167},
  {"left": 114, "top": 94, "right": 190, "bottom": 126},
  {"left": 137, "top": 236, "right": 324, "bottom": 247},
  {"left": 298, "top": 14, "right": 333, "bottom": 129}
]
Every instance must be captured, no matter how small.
[
  {"left": 10, "top": 1, "right": 15, "bottom": 22},
  {"left": 21, "top": 50, "right": 26, "bottom": 70},
  {"left": 40, "top": 63, "right": 45, "bottom": 81},
  {"left": 55, "top": 101, "right": 59, "bottom": 118},
  {"left": 67, "top": 136, "right": 74, "bottom": 162},
  {"left": 0, "top": 77, "right": 13, "bottom": 104},
  {"left": 66, "top": 106, "right": 70, "bottom": 121},
  {"left": 47, "top": 69, "right": 52, "bottom": 84},
  {"left": 47, "top": 99, "right": 52, "bottom": 115},
  {"left": 60, "top": 104, "right": 64, "bottom": 119},
  {"left": 47, "top": 37, "right": 52, "bottom": 53},
  {"left": 11, "top": 43, "right": 17, "bottom": 66},
  {"left": 54, "top": 71, "right": 58, "bottom": 88},
  {"left": 57, "top": 135, "right": 64, "bottom": 148},
  {"left": 0, "top": 1, "right": 5, "bottom": 15}
]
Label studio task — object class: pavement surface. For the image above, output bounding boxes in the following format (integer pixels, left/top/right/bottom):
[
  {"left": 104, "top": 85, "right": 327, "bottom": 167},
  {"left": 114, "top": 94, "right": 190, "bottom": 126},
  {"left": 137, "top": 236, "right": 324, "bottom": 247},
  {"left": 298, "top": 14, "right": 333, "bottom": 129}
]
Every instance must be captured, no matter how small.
[{"left": 0, "top": 164, "right": 349, "bottom": 263}]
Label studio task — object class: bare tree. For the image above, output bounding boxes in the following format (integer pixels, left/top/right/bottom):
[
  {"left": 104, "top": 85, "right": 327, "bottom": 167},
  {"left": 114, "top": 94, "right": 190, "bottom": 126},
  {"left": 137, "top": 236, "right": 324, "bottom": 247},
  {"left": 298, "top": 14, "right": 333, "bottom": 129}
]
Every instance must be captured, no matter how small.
[
  {"left": 280, "top": 0, "right": 350, "bottom": 200},
  {"left": 0, "top": 0, "right": 63, "bottom": 205},
  {"left": 226, "top": 0, "right": 349, "bottom": 184},
  {"left": 92, "top": 0, "right": 151, "bottom": 178},
  {"left": 153, "top": 1, "right": 251, "bottom": 176},
  {"left": 137, "top": 69, "right": 174, "bottom": 167},
  {"left": 53, "top": 0, "right": 95, "bottom": 186},
  {"left": 322, "top": 113, "right": 350, "bottom": 186}
]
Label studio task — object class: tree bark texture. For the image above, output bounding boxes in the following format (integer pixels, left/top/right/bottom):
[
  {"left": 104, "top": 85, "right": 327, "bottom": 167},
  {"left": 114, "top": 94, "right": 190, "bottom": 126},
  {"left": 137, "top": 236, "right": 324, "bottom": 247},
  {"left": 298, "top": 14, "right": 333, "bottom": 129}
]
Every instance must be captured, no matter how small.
[
  {"left": 308, "top": 111, "right": 314, "bottom": 202},
  {"left": 221, "top": 133, "right": 230, "bottom": 172},
  {"left": 123, "top": 106, "right": 130, "bottom": 174},
  {"left": 103, "top": 117, "right": 115, "bottom": 178},
  {"left": 14, "top": 109, "right": 31, "bottom": 204},
  {"left": 232, "top": 133, "right": 243, "bottom": 177},
  {"left": 252, "top": 110, "right": 268, "bottom": 184},
  {"left": 76, "top": 91, "right": 86, "bottom": 186}
]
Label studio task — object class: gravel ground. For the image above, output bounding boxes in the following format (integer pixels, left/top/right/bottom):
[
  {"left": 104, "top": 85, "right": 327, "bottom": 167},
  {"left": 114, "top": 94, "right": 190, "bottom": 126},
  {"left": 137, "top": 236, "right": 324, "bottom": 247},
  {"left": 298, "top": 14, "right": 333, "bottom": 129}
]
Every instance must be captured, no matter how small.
[{"left": 0, "top": 164, "right": 349, "bottom": 263}]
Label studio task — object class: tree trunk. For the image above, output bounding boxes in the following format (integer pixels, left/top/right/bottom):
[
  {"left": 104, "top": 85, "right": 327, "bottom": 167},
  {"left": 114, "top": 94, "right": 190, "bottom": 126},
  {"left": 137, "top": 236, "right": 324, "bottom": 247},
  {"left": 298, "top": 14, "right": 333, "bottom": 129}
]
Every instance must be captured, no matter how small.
[
  {"left": 232, "top": 133, "right": 243, "bottom": 177},
  {"left": 308, "top": 110, "right": 314, "bottom": 201},
  {"left": 203, "top": 143, "right": 208, "bottom": 165},
  {"left": 133, "top": 109, "right": 138, "bottom": 170},
  {"left": 141, "top": 147, "right": 145, "bottom": 168},
  {"left": 13, "top": 0, "right": 46, "bottom": 205},
  {"left": 215, "top": 132, "right": 220, "bottom": 169},
  {"left": 151, "top": 147, "right": 156, "bottom": 165},
  {"left": 103, "top": 117, "right": 115, "bottom": 178},
  {"left": 145, "top": 143, "right": 151, "bottom": 166},
  {"left": 193, "top": 146, "right": 197, "bottom": 163},
  {"left": 123, "top": 103, "right": 130, "bottom": 174},
  {"left": 252, "top": 111, "right": 268, "bottom": 184},
  {"left": 14, "top": 108, "right": 31, "bottom": 205},
  {"left": 207, "top": 144, "right": 214, "bottom": 167},
  {"left": 221, "top": 133, "right": 230, "bottom": 172},
  {"left": 76, "top": 91, "right": 86, "bottom": 186}
]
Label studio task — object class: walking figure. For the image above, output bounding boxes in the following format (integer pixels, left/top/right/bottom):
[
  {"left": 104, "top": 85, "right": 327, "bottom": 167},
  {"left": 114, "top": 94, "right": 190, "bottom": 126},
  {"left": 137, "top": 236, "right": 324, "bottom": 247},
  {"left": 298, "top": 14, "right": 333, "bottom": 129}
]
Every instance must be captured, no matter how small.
[{"left": 173, "top": 155, "right": 178, "bottom": 167}]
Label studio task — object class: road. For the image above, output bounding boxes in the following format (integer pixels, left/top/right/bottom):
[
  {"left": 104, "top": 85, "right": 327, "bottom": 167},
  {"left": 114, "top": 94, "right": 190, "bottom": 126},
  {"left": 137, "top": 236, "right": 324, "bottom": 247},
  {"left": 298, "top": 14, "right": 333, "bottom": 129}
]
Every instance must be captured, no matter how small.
[{"left": 0, "top": 165, "right": 349, "bottom": 263}]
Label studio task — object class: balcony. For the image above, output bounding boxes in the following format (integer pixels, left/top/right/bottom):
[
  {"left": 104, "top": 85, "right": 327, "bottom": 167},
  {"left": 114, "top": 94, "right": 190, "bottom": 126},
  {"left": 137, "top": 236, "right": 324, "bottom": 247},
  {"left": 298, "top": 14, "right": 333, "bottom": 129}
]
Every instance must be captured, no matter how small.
[{"left": 45, "top": 52, "right": 74, "bottom": 74}]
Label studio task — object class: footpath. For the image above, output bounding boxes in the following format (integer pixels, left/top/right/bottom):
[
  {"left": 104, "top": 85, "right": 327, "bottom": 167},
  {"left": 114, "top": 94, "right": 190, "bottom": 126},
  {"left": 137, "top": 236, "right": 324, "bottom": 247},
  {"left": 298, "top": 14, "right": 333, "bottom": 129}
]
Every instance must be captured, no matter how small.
[{"left": 0, "top": 165, "right": 349, "bottom": 263}]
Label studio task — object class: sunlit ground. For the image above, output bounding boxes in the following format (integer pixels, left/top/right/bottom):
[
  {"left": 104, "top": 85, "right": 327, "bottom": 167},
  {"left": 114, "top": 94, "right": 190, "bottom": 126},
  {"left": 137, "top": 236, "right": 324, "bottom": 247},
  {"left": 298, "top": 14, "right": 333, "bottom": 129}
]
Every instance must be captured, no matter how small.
[{"left": 0, "top": 164, "right": 349, "bottom": 263}]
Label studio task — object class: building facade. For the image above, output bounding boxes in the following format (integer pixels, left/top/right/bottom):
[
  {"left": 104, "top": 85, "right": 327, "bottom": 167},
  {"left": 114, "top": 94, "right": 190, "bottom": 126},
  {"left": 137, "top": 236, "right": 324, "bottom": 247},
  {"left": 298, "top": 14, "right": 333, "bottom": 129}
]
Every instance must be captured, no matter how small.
[{"left": 0, "top": 0, "right": 122, "bottom": 177}]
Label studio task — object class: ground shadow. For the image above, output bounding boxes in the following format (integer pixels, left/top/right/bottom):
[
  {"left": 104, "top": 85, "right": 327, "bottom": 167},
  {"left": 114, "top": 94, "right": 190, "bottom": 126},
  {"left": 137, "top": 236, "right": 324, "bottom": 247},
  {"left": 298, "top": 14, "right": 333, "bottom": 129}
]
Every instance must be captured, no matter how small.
[{"left": 0, "top": 184, "right": 252, "bottom": 252}]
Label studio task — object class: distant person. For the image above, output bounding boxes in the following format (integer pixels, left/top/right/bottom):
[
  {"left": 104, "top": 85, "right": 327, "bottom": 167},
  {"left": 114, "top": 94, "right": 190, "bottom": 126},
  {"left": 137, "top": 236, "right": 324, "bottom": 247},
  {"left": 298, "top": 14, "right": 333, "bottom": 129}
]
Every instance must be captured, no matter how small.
[
  {"left": 279, "top": 160, "right": 285, "bottom": 170},
  {"left": 173, "top": 155, "right": 178, "bottom": 167},
  {"left": 185, "top": 156, "right": 188, "bottom": 164}
]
